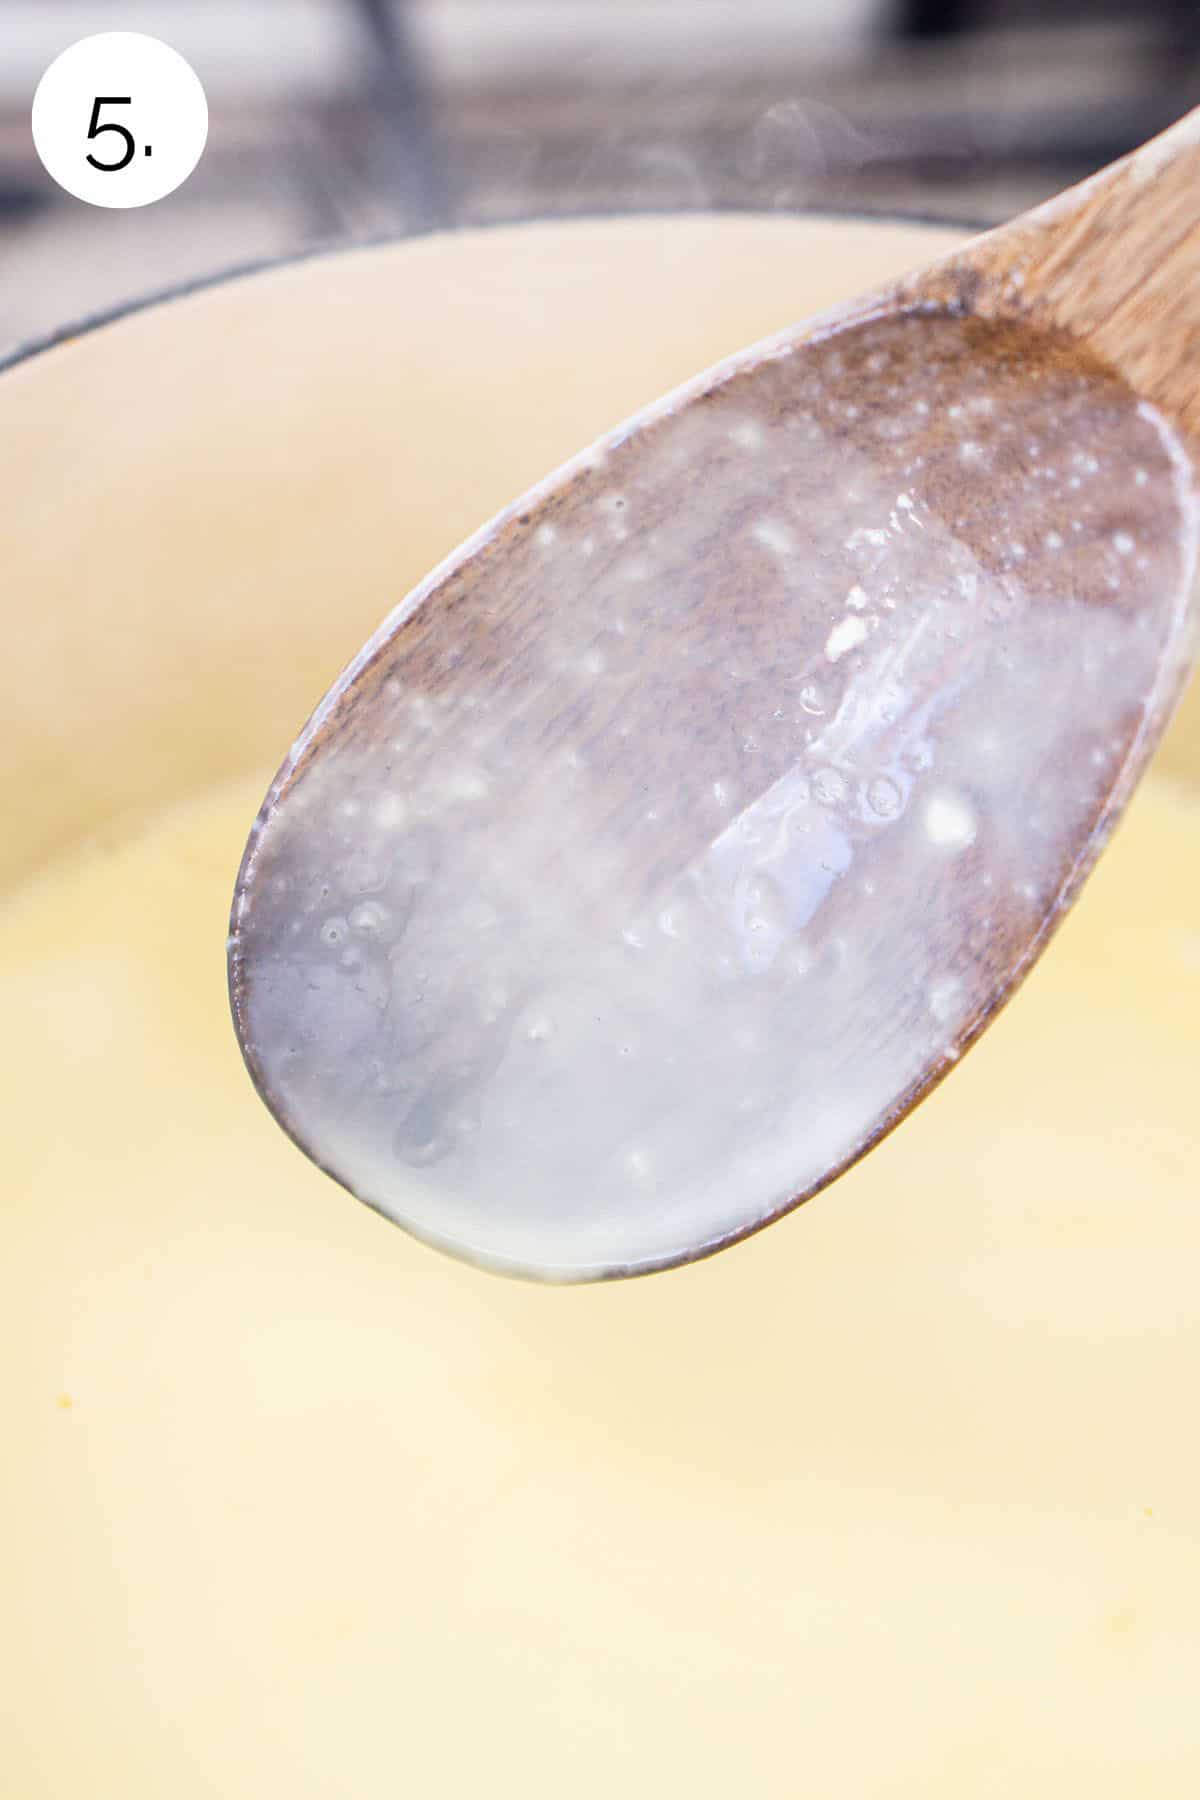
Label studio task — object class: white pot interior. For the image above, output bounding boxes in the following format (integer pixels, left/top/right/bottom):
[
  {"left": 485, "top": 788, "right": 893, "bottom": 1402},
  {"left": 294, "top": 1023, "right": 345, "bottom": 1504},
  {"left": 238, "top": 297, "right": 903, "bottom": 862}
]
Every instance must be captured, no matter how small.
[{"left": 2, "top": 214, "right": 1198, "bottom": 1797}]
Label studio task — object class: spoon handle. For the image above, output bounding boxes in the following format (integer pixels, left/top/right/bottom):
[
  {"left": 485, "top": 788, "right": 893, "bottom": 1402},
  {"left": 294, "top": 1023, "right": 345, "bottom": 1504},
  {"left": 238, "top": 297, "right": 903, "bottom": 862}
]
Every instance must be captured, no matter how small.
[{"left": 914, "top": 108, "right": 1200, "bottom": 435}]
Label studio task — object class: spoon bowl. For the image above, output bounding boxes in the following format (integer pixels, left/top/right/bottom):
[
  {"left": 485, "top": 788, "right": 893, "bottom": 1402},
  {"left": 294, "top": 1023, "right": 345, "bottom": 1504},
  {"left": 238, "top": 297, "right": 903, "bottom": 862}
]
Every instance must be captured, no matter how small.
[{"left": 230, "top": 118, "right": 1200, "bottom": 1280}]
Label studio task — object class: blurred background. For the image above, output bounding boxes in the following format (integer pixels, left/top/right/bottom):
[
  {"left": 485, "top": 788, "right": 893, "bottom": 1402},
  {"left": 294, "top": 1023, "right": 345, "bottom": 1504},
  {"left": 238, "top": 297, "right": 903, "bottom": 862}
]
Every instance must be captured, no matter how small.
[{"left": 3, "top": 0, "right": 1198, "bottom": 357}]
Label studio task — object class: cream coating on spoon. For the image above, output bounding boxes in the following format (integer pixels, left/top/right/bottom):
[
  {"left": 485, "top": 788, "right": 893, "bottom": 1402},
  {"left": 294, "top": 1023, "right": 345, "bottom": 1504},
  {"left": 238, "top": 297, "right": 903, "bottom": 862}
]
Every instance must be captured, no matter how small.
[{"left": 230, "top": 310, "right": 1197, "bottom": 1279}]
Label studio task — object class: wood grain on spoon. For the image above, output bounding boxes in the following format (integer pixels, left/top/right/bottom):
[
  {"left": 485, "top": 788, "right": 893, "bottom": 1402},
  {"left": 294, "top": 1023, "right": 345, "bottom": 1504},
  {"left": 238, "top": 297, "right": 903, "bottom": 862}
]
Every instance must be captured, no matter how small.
[{"left": 229, "top": 114, "right": 1200, "bottom": 1281}]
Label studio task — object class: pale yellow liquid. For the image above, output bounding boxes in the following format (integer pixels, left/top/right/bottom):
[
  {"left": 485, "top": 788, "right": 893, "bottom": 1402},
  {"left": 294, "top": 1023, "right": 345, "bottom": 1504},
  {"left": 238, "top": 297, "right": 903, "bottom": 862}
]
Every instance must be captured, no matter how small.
[{"left": 3, "top": 768, "right": 1199, "bottom": 1795}]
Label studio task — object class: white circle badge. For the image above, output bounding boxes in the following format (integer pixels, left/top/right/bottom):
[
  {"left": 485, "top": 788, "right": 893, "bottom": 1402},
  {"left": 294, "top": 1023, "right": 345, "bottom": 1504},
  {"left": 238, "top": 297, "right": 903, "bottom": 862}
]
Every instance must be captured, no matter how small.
[{"left": 32, "top": 33, "right": 208, "bottom": 209}]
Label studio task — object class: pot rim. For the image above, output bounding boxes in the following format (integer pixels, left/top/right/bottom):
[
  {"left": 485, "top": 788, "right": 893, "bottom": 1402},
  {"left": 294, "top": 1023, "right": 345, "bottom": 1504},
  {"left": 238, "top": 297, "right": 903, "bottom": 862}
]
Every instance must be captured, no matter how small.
[{"left": 0, "top": 204, "right": 985, "bottom": 383}]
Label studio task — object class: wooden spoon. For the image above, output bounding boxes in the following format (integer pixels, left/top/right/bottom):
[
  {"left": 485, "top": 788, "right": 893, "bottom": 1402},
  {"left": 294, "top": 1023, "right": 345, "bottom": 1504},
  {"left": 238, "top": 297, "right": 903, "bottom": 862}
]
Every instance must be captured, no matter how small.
[{"left": 229, "top": 115, "right": 1200, "bottom": 1282}]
